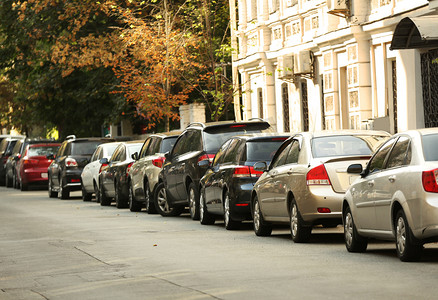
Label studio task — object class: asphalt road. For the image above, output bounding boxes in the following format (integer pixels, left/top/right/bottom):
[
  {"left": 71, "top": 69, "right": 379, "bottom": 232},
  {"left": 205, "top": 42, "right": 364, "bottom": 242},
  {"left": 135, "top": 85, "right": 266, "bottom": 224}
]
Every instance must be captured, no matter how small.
[{"left": 1, "top": 186, "right": 438, "bottom": 300}]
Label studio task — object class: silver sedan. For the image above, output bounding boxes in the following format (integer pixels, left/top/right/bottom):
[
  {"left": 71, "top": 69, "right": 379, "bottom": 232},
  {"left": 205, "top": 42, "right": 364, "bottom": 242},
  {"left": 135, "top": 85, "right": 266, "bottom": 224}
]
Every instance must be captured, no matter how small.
[
  {"left": 252, "top": 130, "right": 389, "bottom": 243},
  {"left": 343, "top": 128, "right": 438, "bottom": 261}
]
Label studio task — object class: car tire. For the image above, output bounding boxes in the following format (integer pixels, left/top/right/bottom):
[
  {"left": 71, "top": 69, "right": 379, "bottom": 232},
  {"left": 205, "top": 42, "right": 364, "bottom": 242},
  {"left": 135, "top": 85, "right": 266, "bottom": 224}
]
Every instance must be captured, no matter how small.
[
  {"left": 395, "top": 209, "right": 423, "bottom": 262},
  {"left": 145, "top": 185, "right": 157, "bottom": 214},
  {"left": 82, "top": 183, "right": 92, "bottom": 202},
  {"left": 253, "top": 195, "right": 272, "bottom": 236},
  {"left": 58, "top": 178, "right": 69, "bottom": 199},
  {"left": 154, "top": 182, "right": 183, "bottom": 217},
  {"left": 99, "top": 182, "right": 111, "bottom": 206},
  {"left": 48, "top": 176, "right": 57, "bottom": 198},
  {"left": 128, "top": 183, "right": 142, "bottom": 212},
  {"left": 115, "top": 181, "right": 128, "bottom": 209},
  {"left": 199, "top": 187, "right": 215, "bottom": 225},
  {"left": 94, "top": 182, "right": 100, "bottom": 203},
  {"left": 13, "top": 172, "right": 19, "bottom": 189},
  {"left": 224, "top": 190, "right": 240, "bottom": 230},
  {"left": 343, "top": 205, "right": 368, "bottom": 252},
  {"left": 188, "top": 182, "right": 200, "bottom": 220},
  {"left": 290, "top": 200, "right": 311, "bottom": 243}
]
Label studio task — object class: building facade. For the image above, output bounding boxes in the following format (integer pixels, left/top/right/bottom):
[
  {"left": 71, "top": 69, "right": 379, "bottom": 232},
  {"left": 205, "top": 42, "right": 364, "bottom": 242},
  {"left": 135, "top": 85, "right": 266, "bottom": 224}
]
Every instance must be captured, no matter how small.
[{"left": 232, "top": 0, "right": 438, "bottom": 133}]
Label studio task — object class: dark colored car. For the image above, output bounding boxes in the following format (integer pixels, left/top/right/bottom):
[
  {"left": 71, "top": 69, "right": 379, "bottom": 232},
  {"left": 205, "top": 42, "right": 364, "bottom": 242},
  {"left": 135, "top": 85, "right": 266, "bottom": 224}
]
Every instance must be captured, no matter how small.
[
  {"left": 98, "top": 141, "right": 143, "bottom": 207},
  {"left": 48, "top": 136, "right": 115, "bottom": 199},
  {"left": 155, "top": 120, "right": 272, "bottom": 219},
  {"left": 199, "top": 133, "right": 289, "bottom": 229},
  {"left": 128, "top": 132, "right": 181, "bottom": 213},
  {"left": 0, "top": 136, "right": 25, "bottom": 186},
  {"left": 15, "top": 142, "right": 61, "bottom": 190}
]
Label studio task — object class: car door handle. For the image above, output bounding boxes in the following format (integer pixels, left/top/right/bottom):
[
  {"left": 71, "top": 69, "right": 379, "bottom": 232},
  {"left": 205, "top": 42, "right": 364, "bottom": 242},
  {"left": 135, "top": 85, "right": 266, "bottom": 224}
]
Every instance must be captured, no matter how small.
[
  {"left": 388, "top": 175, "right": 396, "bottom": 183},
  {"left": 287, "top": 169, "right": 293, "bottom": 175},
  {"left": 367, "top": 180, "right": 374, "bottom": 187}
]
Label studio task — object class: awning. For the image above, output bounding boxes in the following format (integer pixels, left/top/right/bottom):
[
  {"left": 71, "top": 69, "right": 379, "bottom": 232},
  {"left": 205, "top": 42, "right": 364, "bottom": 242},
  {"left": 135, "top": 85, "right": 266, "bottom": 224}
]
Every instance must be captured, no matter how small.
[{"left": 390, "top": 16, "right": 438, "bottom": 50}]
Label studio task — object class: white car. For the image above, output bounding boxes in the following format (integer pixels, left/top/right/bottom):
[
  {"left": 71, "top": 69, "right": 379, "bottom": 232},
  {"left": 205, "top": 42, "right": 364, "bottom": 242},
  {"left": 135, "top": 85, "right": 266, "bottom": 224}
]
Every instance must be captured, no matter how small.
[
  {"left": 343, "top": 128, "right": 438, "bottom": 261},
  {"left": 81, "top": 142, "right": 120, "bottom": 202}
]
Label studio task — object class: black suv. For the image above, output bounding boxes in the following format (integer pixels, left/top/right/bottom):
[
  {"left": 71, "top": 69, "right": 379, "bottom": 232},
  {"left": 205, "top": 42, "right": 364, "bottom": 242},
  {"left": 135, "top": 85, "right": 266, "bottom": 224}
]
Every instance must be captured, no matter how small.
[
  {"left": 155, "top": 120, "right": 272, "bottom": 219},
  {"left": 48, "top": 136, "right": 114, "bottom": 199},
  {"left": 0, "top": 135, "right": 25, "bottom": 186}
]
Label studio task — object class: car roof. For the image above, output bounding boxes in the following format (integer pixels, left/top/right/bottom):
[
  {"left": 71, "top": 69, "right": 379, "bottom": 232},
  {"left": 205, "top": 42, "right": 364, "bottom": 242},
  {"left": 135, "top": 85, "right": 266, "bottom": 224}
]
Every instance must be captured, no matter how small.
[
  {"left": 186, "top": 120, "right": 270, "bottom": 130},
  {"left": 230, "top": 132, "right": 291, "bottom": 141},
  {"left": 148, "top": 131, "right": 183, "bottom": 139},
  {"left": 297, "top": 130, "right": 391, "bottom": 139},
  {"left": 66, "top": 137, "right": 115, "bottom": 143}
]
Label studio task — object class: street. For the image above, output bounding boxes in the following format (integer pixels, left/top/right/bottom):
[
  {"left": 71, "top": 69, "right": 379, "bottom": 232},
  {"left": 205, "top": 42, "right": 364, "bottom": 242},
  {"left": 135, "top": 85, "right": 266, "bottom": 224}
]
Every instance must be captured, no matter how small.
[{"left": 1, "top": 187, "right": 438, "bottom": 300}]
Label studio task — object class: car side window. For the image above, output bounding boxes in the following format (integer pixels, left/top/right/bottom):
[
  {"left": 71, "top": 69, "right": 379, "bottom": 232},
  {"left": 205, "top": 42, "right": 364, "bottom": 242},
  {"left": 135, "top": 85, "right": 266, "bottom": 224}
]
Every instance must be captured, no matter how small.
[
  {"left": 118, "top": 145, "right": 126, "bottom": 161},
  {"left": 57, "top": 142, "right": 67, "bottom": 157},
  {"left": 149, "top": 137, "right": 162, "bottom": 155},
  {"left": 386, "top": 136, "right": 411, "bottom": 169},
  {"left": 91, "top": 147, "right": 101, "bottom": 162},
  {"left": 186, "top": 130, "right": 202, "bottom": 152},
  {"left": 285, "top": 140, "right": 300, "bottom": 164},
  {"left": 110, "top": 146, "right": 122, "bottom": 162},
  {"left": 223, "top": 139, "right": 242, "bottom": 164},
  {"left": 270, "top": 142, "right": 292, "bottom": 169},
  {"left": 172, "top": 132, "right": 188, "bottom": 156},
  {"left": 140, "top": 138, "right": 152, "bottom": 158},
  {"left": 368, "top": 137, "right": 397, "bottom": 174},
  {"left": 212, "top": 139, "right": 232, "bottom": 166}
]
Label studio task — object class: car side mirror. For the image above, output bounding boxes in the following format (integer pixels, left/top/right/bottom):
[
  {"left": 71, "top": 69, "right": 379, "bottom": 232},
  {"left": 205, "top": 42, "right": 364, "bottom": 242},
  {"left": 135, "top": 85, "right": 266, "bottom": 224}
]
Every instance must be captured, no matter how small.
[
  {"left": 253, "top": 161, "right": 268, "bottom": 172},
  {"left": 46, "top": 154, "right": 55, "bottom": 160},
  {"left": 100, "top": 157, "right": 109, "bottom": 165},
  {"left": 131, "top": 152, "right": 139, "bottom": 161},
  {"left": 347, "top": 164, "right": 363, "bottom": 174}
]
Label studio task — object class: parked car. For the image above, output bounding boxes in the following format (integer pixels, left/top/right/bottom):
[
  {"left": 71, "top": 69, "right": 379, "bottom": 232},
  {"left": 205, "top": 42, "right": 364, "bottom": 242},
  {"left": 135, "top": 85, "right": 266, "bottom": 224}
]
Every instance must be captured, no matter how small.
[
  {"left": 15, "top": 142, "right": 61, "bottom": 190},
  {"left": 80, "top": 142, "right": 121, "bottom": 202},
  {"left": 156, "top": 120, "right": 273, "bottom": 219},
  {"left": 251, "top": 130, "right": 390, "bottom": 243},
  {"left": 128, "top": 132, "right": 181, "bottom": 213},
  {"left": 5, "top": 138, "right": 26, "bottom": 188},
  {"left": 98, "top": 141, "right": 143, "bottom": 207},
  {"left": 199, "top": 133, "right": 289, "bottom": 229},
  {"left": 342, "top": 128, "right": 438, "bottom": 261},
  {"left": 0, "top": 136, "right": 25, "bottom": 186},
  {"left": 48, "top": 136, "right": 115, "bottom": 199}
]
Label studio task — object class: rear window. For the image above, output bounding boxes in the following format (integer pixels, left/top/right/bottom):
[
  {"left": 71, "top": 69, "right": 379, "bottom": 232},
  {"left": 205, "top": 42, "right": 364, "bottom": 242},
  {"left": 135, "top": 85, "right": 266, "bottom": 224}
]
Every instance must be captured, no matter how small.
[
  {"left": 422, "top": 134, "right": 438, "bottom": 161},
  {"left": 312, "top": 135, "right": 380, "bottom": 158},
  {"left": 71, "top": 141, "right": 105, "bottom": 155},
  {"left": 246, "top": 139, "right": 287, "bottom": 162},
  {"left": 160, "top": 136, "right": 178, "bottom": 153},
  {"left": 204, "top": 123, "right": 272, "bottom": 154},
  {"left": 28, "top": 146, "right": 59, "bottom": 157}
]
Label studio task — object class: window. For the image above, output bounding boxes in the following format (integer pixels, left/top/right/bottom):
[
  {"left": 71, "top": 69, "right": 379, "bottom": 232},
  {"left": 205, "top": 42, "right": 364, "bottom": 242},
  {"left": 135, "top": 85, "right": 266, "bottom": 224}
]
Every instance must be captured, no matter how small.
[
  {"left": 386, "top": 136, "right": 411, "bottom": 168},
  {"left": 186, "top": 130, "right": 202, "bottom": 152},
  {"left": 110, "top": 146, "right": 122, "bottom": 162},
  {"left": 212, "top": 139, "right": 232, "bottom": 166},
  {"left": 139, "top": 138, "right": 152, "bottom": 158},
  {"left": 91, "top": 147, "right": 101, "bottom": 162},
  {"left": 28, "top": 146, "right": 59, "bottom": 157},
  {"left": 285, "top": 140, "right": 300, "bottom": 164},
  {"left": 368, "top": 138, "right": 397, "bottom": 174},
  {"left": 270, "top": 141, "right": 292, "bottom": 168},
  {"left": 223, "top": 139, "right": 243, "bottom": 164},
  {"left": 172, "top": 132, "right": 189, "bottom": 156},
  {"left": 160, "top": 136, "right": 178, "bottom": 153},
  {"left": 422, "top": 134, "right": 438, "bottom": 161},
  {"left": 71, "top": 141, "right": 102, "bottom": 156},
  {"left": 282, "top": 83, "right": 290, "bottom": 132},
  {"left": 147, "top": 138, "right": 161, "bottom": 156}
]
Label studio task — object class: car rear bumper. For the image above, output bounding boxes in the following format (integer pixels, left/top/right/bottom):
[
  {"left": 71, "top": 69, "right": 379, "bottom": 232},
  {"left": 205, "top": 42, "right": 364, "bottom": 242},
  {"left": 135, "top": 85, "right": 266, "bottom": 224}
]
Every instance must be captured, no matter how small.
[
  {"left": 230, "top": 181, "right": 255, "bottom": 221},
  {"left": 64, "top": 169, "right": 82, "bottom": 191},
  {"left": 22, "top": 167, "right": 50, "bottom": 184}
]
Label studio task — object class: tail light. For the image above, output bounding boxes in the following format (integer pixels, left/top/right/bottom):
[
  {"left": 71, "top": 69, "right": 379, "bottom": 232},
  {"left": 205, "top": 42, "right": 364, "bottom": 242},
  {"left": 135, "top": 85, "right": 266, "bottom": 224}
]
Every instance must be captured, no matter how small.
[
  {"left": 126, "top": 162, "right": 134, "bottom": 177},
  {"left": 23, "top": 157, "right": 39, "bottom": 166},
  {"left": 152, "top": 157, "right": 166, "bottom": 168},
  {"left": 233, "top": 166, "right": 263, "bottom": 178},
  {"left": 306, "top": 164, "right": 331, "bottom": 185},
  {"left": 422, "top": 168, "right": 438, "bottom": 193},
  {"left": 198, "top": 154, "right": 215, "bottom": 164},
  {"left": 99, "top": 163, "right": 108, "bottom": 173},
  {"left": 65, "top": 157, "right": 78, "bottom": 167}
]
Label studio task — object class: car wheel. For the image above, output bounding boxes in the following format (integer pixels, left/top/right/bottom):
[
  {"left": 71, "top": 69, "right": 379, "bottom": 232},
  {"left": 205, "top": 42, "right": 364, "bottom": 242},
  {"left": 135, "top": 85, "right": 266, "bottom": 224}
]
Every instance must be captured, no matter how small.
[
  {"left": 188, "top": 182, "right": 200, "bottom": 220},
  {"left": 343, "top": 205, "right": 368, "bottom": 252},
  {"left": 224, "top": 190, "right": 240, "bottom": 230},
  {"left": 99, "top": 181, "right": 111, "bottom": 206},
  {"left": 13, "top": 172, "right": 19, "bottom": 189},
  {"left": 253, "top": 195, "right": 272, "bottom": 236},
  {"left": 48, "top": 176, "right": 57, "bottom": 198},
  {"left": 199, "top": 187, "right": 215, "bottom": 225},
  {"left": 94, "top": 183, "right": 101, "bottom": 203},
  {"left": 145, "top": 185, "right": 157, "bottom": 214},
  {"left": 290, "top": 200, "right": 311, "bottom": 243},
  {"left": 395, "top": 209, "right": 423, "bottom": 262},
  {"left": 82, "top": 182, "right": 92, "bottom": 202},
  {"left": 115, "top": 181, "right": 128, "bottom": 209},
  {"left": 128, "top": 183, "right": 142, "bottom": 212},
  {"left": 58, "top": 177, "right": 69, "bottom": 199},
  {"left": 154, "top": 182, "right": 183, "bottom": 217}
]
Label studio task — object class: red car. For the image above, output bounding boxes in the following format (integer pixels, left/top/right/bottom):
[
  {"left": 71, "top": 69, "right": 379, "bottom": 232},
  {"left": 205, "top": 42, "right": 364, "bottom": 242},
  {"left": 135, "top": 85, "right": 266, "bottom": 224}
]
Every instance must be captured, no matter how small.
[{"left": 15, "top": 143, "right": 60, "bottom": 190}]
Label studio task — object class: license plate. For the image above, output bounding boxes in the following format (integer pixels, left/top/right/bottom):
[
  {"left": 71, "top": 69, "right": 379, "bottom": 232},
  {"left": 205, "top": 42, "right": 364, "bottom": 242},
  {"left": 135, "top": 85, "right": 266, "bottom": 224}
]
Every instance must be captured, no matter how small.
[{"left": 41, "top": 173, "right": 48, "bottom": 178}]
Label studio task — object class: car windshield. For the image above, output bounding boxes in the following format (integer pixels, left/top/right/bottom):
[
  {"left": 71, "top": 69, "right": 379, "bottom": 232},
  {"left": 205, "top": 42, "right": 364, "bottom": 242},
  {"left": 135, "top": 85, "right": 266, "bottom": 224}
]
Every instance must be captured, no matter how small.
[
  {"left": 160, "top": 136, "right": 178, "bottom": 153},
  {"left": 311, "top": 135, "right": 382, "bottom": 158},
  {"left": 28, "top": 146, "right": 59, "bottom": 157},
  {"left": 422, "top": 134, "right": 438, "bottom": 161},
  {"left": 71, "top": 141, "right": 104, "bottom": 155},
  {"left": 246, "top": 139, "right": 286, "bottom": 162},
  {"left": 204, "top": 123, "right": 271, "bottom": 154}
]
